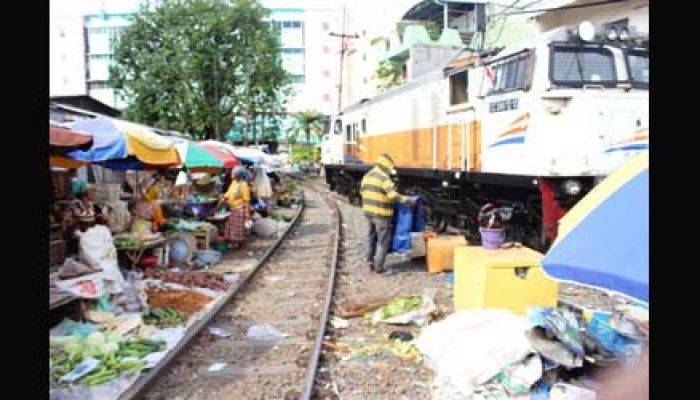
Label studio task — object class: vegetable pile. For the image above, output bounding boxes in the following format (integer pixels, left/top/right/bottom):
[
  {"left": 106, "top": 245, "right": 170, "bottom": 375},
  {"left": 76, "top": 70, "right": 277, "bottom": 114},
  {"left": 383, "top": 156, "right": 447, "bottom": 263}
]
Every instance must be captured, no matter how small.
[
  {"left": 117, "top": 338, "right": 167, "bottom": 358},
  {"left": 142, "top": 269, "right": 231, "bottom": 291},
  {"left": 145, "top": 287, "right": 212, "bottom": 314},
  {"left": 142, "top": 308, "right": 188, "bottom": 328},
  {"left": 50, "top": 331, "right": 165, "bottom": 386},
  {"left": 113, "top": 234, "right": 144, "bottom": 250}
]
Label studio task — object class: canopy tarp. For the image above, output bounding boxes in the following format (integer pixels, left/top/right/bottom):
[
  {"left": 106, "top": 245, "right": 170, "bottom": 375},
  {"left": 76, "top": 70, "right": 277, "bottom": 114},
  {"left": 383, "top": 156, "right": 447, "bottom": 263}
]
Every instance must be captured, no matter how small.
[
  {"left": 167, "top": 137, "right": 224, "bottom": 173},
  {"left": 198, "top": 140, "right": 240, "bottom": 169},
  {"left": 542, "top": 152, "right": 649, "bottom": 303},
  {"left": 50, "top": 125, "right": 93, "bottom": 154}
]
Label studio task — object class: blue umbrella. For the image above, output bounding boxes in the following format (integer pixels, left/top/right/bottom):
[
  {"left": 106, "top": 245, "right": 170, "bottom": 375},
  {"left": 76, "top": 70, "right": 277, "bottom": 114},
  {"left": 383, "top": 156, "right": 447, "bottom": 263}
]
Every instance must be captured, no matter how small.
[
  {"left": 542, "top": 153, "right": 648, "bottom": 303},
  {"left": 66, "top": 118, "right": 129, "bottom": 162}
]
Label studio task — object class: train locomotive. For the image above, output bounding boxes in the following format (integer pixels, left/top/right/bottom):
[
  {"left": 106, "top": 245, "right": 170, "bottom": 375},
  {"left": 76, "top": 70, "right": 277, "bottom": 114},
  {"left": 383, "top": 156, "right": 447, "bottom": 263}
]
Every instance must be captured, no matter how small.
[{"left": 321, "top": 21, "right": 649, "bottom": 250}]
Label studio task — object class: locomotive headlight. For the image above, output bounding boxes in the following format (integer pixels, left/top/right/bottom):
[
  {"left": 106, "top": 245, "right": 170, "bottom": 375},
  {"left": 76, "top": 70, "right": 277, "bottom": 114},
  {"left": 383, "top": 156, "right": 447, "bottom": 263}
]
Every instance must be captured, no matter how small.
[
  {"left": 606, "top": 27, "right": 618, "bottom": 41},
  {"left": 577, "top": 21, "right": 596, "bottom": 42},
  {"left": 618, "top": 27, "right": 630, "bottom": 41},
  {"left": 563, "top": 179, "right": 582, "bottom": 196}
]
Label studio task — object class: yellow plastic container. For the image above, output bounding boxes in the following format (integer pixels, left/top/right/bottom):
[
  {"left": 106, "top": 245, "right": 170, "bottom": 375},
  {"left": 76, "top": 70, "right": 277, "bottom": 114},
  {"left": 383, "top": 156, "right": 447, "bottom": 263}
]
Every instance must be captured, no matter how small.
[
  {"left": 454, "top": 246, "right": 558, "bottom": 315},
  {"left": 426, "top": 235, "right": 467, "bottom": 273}
]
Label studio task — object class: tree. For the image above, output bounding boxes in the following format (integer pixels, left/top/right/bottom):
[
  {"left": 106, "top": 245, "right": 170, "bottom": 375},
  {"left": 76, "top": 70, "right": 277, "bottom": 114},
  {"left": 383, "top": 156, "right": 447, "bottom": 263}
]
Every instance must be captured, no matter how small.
[
  {"left": 110, "top": 0, "right": 289, "bottom": 140},
  {"left": 286, "top": 110, "right": 324, "bottom": 161}
]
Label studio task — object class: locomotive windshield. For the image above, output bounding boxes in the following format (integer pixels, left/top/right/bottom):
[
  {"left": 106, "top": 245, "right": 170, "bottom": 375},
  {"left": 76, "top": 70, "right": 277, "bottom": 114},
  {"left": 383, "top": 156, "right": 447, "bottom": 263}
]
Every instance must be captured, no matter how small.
[
  {"left": 626, "top": 50, "right": 649, "bottom": 89},
  {"left": 550, "top": 44, "right": 616, "bottom": 87}
]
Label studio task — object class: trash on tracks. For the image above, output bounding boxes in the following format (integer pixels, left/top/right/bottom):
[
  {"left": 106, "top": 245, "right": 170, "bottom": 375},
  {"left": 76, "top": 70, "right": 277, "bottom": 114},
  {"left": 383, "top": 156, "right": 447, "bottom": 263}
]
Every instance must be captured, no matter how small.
[{"left": 246, "top": 324, "right": 290, "bottom": 341}]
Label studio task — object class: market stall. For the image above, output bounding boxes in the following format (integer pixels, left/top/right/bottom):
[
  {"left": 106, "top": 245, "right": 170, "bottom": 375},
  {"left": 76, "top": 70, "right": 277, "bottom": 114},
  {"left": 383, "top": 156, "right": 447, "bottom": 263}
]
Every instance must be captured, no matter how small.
[{"left": 48, "top": 116, "right": 309, "bottom": 398}]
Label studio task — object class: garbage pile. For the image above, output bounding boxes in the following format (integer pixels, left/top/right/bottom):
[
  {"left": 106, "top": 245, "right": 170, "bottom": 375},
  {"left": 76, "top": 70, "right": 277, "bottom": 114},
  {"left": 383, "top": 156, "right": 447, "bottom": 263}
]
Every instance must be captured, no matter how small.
[{"left": 415, "top": 303, "right": 648, "bottom": 399}]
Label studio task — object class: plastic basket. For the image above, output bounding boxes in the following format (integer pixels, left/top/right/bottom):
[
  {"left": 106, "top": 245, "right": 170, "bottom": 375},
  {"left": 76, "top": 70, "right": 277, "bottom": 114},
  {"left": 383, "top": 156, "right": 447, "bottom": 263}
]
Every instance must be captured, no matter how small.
[{"left": 479, "top": 227, "right": 505, "bottom": 249}]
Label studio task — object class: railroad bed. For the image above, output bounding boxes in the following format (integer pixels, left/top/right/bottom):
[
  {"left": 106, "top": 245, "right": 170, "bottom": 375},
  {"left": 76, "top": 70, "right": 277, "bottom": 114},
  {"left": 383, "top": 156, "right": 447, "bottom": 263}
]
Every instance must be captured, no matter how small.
[{"left": 139, "top": 185, "right": 339, "bottom": 400}]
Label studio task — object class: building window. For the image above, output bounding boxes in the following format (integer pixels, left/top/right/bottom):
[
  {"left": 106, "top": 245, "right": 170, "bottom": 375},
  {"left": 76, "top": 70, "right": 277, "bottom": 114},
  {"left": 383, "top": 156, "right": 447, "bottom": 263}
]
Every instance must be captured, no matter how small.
[
  {"left": 323, "top": 93, "right": 331, "bottom": 102},
  {"left": 59, "top": 29, "right": 65, "bottom": 37},
  {"left": 361, "top": 118, "right": 367, "bottom": 134},
  {"left": 346, "top": 125, "right": 351, "bottom": 141},
  {"left": 449, "top": 70, "right": 468, "bottom": 105},
  {"left": 322, "top": 22, "right": 329, "bottom": 31},
  {"left": 362, "top": 53, "right": 367, "bottom": 61},
  {"left": 323, "top": 70, "right": 330, "bottom": 77},
  {"left": 323, "top": 46, "right": 330, "bottom": 54}
]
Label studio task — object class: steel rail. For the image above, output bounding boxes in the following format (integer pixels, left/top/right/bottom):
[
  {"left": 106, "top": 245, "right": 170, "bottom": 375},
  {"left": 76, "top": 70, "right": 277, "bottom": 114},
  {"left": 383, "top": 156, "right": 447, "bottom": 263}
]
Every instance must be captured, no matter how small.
[
  {"left": 118, "top": 190, "right": 306, "bottom": 400},
  {"left": 300, "top": 183, "right": 342, "bottom": 400}
]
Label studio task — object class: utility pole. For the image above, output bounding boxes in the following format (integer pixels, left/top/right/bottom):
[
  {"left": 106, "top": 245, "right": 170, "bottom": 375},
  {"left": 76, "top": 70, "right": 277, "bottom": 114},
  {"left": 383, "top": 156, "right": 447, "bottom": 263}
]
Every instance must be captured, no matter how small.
[{"left": 329, "top": 5, "right": 359, "bottom": 115}]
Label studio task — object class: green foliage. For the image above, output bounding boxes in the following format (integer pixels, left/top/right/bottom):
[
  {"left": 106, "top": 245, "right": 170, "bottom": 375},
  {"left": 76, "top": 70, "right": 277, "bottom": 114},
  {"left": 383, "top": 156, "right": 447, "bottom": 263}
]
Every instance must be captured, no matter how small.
[
  {"left": 286, "top": 109, "right": 324, "bottom": 147},
  {"left": 290, "top": 145, "right": 320, "bottom": 163},
  {"left": 375, "top": 55, "right": 406, "bottom": 91},
  {"left": 110, "top": 0, "right": 289, "bottom": 140}
]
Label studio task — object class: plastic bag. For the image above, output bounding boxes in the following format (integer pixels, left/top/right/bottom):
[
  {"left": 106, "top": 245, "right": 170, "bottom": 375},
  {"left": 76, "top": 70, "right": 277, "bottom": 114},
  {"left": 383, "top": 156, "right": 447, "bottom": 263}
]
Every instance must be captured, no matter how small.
[
  {"left": 416, "top": 309, "right": 533, "bottom": 399},
  {"left": 527, "top": 307, "right": 585, "bottom": 357},
  {"left": 253, "top": 217, "right": 285, "bottom": 238},
  {"left": 254, "top": 167, "right": 273, "bottom": 198},
  {"left": 586, "top": 311, "right": 642, "bottom": 357},
  {"left": 54, "top": 274, "right": 106, "bottom": 299},
  {"left": 95, "top": 294, "right": 116, "bottom": 312},
  {"left": 372, "top": 289, "right": 436, "bottom": 325},
  {"left": 246, "top": 324, "right": 290, "bottom": 341},
  {"left": 50, "top": 318, "right": 99, "bottom": 338},
  {"left": 391, "top": 195, "right": 424, "bottom": 253},
  {"left": 76, "top": 225, "right": 125, "bottom": 293}
]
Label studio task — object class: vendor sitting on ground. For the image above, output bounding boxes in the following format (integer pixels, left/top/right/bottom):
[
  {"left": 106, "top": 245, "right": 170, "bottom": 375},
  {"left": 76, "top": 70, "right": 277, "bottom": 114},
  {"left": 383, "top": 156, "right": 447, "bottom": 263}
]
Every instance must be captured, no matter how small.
[
  {"left": 217, "top": 167, "right": 251, "bottom": 250},
  {"left": 66, "top": 184, "right": 109, "bottom": 233},
  {"left": 130, "top": 186, "right": 168, "bottom": 235}
]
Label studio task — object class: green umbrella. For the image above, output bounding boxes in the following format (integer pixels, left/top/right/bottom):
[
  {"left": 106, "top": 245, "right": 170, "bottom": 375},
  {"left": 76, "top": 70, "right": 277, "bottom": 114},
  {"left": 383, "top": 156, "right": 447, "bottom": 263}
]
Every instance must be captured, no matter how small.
[{"left": 167, "top": 137, "right": 223, "bottom": 171}]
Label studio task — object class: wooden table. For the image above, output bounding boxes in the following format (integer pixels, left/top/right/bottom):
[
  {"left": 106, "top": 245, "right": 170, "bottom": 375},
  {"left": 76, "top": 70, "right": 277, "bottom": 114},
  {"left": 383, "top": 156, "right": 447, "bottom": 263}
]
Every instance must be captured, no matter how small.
[{"left": 119, "top": 237, "right": 171, "bottom": 268}]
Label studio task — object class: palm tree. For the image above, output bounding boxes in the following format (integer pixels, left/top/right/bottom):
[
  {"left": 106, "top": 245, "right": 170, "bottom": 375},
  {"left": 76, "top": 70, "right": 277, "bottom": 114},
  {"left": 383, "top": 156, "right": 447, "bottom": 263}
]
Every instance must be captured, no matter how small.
[{"left": 287, "top": 110, "right": 324, "bottom": 162}]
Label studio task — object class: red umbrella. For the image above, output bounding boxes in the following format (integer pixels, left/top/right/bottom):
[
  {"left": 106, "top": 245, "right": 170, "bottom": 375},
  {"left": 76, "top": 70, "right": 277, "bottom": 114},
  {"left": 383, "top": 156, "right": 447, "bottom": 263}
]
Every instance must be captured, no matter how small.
[
  {"left": 50, "top": 125, "right": 93, "bottom": 154},
  {"left": 198, "top": 141, "right": 240, "bottom": 169}
]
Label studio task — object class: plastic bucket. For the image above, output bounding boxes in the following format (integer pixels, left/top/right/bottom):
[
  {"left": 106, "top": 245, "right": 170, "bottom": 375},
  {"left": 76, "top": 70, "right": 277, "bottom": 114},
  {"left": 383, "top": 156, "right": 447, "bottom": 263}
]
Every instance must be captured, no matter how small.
[{"left": 479, "top": 227, "right": 504, "bottom": 249}]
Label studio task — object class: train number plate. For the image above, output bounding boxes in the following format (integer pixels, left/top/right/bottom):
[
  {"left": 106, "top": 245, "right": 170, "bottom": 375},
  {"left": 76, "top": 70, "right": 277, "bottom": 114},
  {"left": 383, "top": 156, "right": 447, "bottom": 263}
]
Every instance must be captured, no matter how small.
[{"left": 489, "top": 98, "right": 519, "bottom": 113}]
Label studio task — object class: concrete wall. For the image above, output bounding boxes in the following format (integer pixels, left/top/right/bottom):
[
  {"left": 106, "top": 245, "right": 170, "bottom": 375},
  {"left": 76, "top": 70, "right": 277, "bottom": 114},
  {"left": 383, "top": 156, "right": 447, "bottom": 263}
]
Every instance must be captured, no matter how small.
[
  {"left": 535, "top": 0, "right": 649, "bottom": 34},
  {"left": 408, "top": 45, "right": 463, "bottom": 80}
]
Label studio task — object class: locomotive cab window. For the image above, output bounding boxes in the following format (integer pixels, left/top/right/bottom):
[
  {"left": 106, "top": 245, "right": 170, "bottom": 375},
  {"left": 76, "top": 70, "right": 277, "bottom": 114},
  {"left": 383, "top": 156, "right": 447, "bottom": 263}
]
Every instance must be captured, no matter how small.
[
  {"left": 625, "top": 49, "right": 649, "bottom": 89},
  {"left": 334, "top": 119, "right": 342, "bottom": 135},
  {"left": 550, "top": 44, "right": 616, "bottom": 88},
  {"left": 486, "top": 51, "right": 534, "bottom": 96},
  {"left": 449, "top": 71, "right": 468, "bottom": 105}
]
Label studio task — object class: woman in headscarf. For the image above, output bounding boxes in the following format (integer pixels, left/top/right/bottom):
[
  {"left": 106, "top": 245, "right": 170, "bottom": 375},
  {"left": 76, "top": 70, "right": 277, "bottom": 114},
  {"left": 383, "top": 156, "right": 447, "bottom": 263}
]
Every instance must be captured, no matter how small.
[
  {"left": 217, "top": 166, "right": 251, "bottom": 249},
  {"left": 66, "top": 184, "right": 108, "bottom": 233}
]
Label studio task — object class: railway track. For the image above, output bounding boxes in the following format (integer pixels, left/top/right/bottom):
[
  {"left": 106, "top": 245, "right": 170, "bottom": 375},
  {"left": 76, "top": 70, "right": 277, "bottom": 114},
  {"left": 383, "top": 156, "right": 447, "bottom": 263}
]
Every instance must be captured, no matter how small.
[{"left": 137, "top": 182, "right": 341, "bottom": 400}]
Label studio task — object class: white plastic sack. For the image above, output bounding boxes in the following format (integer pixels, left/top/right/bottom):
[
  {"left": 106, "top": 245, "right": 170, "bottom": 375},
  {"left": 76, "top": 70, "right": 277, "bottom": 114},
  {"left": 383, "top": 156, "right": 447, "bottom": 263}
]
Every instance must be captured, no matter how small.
[
  {"left": 253, "top": 217, "right": 287, "bottom": 238},
  {"left": 54, "top": 273, "right": 106, "bottom": 299},
  {"left": 254, "top": 167, "right": 273, "bottom": 198},
  {"left": 416, "top": 310, "right": 534, "bottom": 400},
  {"left": 76, "top": 225, "right": 125, "bottom": 293}
]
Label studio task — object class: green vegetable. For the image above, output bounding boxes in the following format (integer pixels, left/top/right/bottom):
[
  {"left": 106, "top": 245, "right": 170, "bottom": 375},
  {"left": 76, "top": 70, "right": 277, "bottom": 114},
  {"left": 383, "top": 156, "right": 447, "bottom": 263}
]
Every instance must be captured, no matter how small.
[
  {"left": 378, "top": 296, "right": 423, "bottom": 320},
  {"left": 142, "top": 308, "right": 187, "bottom": 327}
]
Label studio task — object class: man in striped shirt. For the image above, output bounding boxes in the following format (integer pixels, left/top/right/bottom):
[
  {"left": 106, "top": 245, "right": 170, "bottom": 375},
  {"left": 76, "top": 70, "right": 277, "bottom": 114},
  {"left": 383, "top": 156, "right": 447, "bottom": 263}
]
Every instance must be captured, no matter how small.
[{"left": 360, "top": 154, "right": 416, "bottom": 274}]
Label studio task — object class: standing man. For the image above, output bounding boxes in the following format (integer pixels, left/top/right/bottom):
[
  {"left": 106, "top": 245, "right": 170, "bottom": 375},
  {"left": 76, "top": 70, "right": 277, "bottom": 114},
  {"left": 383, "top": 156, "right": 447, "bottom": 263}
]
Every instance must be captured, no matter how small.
[{"left": 360, "top": 154, "right": 416, "bottom": 275}]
